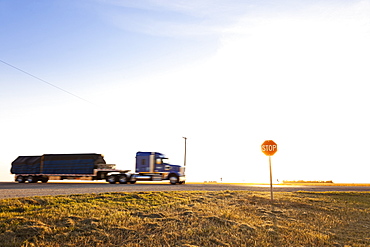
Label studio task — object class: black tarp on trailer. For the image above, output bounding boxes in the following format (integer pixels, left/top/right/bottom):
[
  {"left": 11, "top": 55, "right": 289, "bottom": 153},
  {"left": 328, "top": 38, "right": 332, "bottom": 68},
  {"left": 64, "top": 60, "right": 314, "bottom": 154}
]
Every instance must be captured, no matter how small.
[
  {"left": 11, "top": 153, "right": 106, "bottom": 175},
  {"left": 11, "top": 156, "right": 42, "bottom": 174},
  {"left": 42, "top": 153, "right": 106, "bottom": 174}
]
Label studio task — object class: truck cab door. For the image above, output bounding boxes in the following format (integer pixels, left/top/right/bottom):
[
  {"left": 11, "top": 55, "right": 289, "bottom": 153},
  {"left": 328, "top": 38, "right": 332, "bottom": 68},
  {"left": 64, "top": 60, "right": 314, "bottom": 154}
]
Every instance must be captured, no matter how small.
[{"left": 154, "top": 158, "right": 164, "bottom": 172}]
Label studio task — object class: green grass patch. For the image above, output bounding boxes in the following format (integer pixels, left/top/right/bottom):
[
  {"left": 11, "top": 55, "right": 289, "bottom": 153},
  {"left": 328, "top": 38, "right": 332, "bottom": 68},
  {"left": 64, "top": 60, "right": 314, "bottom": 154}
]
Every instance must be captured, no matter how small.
[{"left": 0, "top": 191, "right": 369, "bottom": 246}]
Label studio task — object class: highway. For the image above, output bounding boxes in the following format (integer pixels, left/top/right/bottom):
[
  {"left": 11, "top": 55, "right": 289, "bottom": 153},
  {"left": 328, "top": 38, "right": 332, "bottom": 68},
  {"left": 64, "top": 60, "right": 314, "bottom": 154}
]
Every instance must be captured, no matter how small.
[{"left": 1, "top": 182, "right": 370, "bottom": 199}]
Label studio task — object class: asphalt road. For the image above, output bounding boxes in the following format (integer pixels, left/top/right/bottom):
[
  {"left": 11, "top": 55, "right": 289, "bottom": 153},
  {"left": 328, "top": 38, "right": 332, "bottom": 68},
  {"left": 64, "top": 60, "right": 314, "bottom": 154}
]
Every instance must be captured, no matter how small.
[{"left": 1, "top": 182, "right": 370, "bottom": 199}]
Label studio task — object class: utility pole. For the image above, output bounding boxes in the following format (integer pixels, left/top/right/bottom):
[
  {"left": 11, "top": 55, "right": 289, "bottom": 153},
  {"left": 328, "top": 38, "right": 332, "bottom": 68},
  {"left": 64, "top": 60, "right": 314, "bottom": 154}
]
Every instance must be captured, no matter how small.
[{"left": 182, "top": 137, "right": 187, "bottom": 168}]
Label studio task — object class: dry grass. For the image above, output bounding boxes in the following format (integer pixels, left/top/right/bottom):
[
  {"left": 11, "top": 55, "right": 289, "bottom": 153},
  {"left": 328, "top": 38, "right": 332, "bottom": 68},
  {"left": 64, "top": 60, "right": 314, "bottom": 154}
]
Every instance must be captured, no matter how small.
[
  {"left": 0, "top": 191, "right": 369, "bottom": 246},
  {"left": 280, "top": 182, "right": 370, "bottom": 187}
]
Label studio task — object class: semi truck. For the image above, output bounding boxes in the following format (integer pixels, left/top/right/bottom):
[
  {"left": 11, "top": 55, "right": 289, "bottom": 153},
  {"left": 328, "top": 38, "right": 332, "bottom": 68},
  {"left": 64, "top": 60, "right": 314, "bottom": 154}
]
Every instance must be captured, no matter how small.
[{"left": 10, "top": 152, "right": 185, "bottom": 185}]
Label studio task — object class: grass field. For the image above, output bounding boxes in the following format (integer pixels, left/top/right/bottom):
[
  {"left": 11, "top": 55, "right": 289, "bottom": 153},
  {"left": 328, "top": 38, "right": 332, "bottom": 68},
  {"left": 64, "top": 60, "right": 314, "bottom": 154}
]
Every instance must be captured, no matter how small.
[{"left": 0, "top": 191, "right": 369, "bottom": 246}]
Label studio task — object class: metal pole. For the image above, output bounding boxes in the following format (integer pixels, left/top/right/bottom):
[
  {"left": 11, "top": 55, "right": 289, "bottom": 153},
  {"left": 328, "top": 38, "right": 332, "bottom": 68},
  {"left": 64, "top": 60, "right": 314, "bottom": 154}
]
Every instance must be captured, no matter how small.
[
  {"left": 269, "top": 156, "right": 273, "bottom": 202},
  {"left": 183, "top": 137, "right": 187, "bottom": 168}
]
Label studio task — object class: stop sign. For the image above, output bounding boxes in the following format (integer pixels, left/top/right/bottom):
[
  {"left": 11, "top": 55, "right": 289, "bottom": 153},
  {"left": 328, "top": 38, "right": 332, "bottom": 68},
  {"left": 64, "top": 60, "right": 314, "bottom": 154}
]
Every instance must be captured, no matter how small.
[{"left": 261, "top": 140, "right": 278, "bottom": 156}]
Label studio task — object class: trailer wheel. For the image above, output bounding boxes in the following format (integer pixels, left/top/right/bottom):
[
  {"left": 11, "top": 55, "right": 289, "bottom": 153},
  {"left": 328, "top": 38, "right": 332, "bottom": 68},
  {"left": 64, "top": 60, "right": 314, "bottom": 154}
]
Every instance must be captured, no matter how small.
[
  {"left": 118, "top": 174, "right": 128, "bottom": 184},
  {"left": 129, "top": 181, "right": 137, "bottom": 184},
  {"left": 41, "top": 177, "right": 49, "bottom": 183},
  {"left": 169, "top": 174, "right": 179, "bottom": 185},
  {"left": 16, "top": 175, "right": 25, "bottom": 183},
  {"left": 27, "top": 176, "right": 37, "bottom": 183},
  {"left": 106, "top": 175, "right": 117, "bottom": 184}
]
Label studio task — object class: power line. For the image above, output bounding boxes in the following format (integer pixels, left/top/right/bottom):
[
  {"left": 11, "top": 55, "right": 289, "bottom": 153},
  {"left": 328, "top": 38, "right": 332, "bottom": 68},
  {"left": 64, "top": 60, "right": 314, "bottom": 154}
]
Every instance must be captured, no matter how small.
[{"left": 0, "top": 59, "right": 94, "bottom": 105}]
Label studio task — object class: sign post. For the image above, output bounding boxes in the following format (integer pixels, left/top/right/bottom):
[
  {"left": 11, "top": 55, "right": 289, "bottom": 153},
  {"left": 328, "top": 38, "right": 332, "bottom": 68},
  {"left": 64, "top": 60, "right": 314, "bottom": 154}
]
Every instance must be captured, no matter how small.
[{"left": 261, "top": 140, "right": 278, "bottom": 202}]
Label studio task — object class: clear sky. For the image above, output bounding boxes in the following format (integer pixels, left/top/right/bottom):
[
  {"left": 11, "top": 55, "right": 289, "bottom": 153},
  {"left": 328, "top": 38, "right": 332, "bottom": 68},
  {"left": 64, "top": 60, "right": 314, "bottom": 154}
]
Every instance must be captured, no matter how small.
[{"left": 1, "top": 0, "right": 370, "bottom": 183}]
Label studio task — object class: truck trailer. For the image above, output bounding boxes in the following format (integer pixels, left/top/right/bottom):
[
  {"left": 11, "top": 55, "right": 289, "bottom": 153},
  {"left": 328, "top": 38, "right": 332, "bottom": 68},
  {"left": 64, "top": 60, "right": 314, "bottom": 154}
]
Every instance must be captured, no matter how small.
[{"left": 11, "top": 152, "right": 185, "bottom": 185}]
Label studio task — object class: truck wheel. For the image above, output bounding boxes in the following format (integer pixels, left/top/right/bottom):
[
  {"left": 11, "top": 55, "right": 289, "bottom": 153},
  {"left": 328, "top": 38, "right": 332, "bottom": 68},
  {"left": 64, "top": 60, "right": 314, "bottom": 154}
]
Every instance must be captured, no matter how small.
[
  {"left": 118, "top": 174, "right": 128, "bottom": 184},
  {"left": 128, "top": 175, "right": 136, "bottom": 184},
  {"left": 106, "top": 175, "right": 117, "bottom": 184},
  {"left": 27, "top": 176, "right": 37, "bottom": 183},
  {"left": 41, "top": 177, "right": 49, "bottom": 183},
  {"left": 16, "top": 175, "right": 25, "bottom": 183},
  {"left": 169, "top": 174, "right": 179, "bottom": 185}
]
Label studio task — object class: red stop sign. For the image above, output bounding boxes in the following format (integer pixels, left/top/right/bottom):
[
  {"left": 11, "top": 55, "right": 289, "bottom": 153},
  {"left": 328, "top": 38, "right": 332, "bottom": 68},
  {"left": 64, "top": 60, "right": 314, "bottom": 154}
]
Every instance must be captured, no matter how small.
[{"left": 261, "top": 140, "right": 278, "bottom": 156}]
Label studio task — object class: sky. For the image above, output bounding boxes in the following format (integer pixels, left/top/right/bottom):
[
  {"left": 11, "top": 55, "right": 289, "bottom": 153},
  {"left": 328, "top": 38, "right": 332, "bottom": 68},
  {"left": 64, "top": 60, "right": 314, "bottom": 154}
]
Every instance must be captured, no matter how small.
[{"left": 1, "top": 0, "right": 370, "bottom": 183}]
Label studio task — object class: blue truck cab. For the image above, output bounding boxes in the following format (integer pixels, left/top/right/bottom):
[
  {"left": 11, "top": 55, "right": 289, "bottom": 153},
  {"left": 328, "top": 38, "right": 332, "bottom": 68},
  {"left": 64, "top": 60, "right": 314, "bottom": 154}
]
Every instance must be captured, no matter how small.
[{"left": 131, "top": 152, "right": 185, "bottom": 184}]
